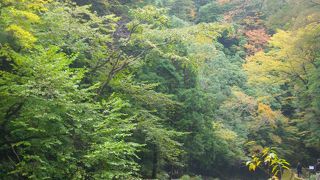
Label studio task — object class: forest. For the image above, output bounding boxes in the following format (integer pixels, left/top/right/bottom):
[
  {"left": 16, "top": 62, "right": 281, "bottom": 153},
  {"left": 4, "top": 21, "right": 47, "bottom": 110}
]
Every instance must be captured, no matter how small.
[{"left": 0, "top": 0, "right": 319, "bottom": 179}]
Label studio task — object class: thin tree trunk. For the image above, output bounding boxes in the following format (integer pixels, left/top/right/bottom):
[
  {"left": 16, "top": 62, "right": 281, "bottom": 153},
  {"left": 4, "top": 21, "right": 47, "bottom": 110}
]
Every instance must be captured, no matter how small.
[{"left": 151, "top": 144, "right": 158, "bottom": 179}]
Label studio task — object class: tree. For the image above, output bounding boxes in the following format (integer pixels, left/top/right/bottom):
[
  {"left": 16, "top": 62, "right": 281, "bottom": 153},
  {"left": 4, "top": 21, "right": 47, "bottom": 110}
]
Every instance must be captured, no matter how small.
[
  {"left": 0, "top": 46, "right": 139, "bottom": 179},
  {"left": 244, "top": 28, "right": 270, "bottom": 55},
  {"left": 246, "top": 147, "right": 290, "bottom": 179},
  {"left": 0, "top": 0, "right": 50, "bottom": 49},
  {"left": 244, "top": 22, "right": 320, "bottom": 159},
  {"left": 197, "top": 2, "right": 230, "bottom": 23},
  {"left": 170, "top": 0, "right": 196, "bottom": 22},
  {"left": 0, "top": 1, "right": 142, "bottom": 178}
]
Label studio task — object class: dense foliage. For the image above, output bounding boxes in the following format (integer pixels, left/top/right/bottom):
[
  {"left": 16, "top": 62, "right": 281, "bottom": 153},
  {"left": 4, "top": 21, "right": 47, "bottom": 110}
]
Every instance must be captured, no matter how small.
[{"left": 0, "top": 0, "right": 319, "bottom": 179}]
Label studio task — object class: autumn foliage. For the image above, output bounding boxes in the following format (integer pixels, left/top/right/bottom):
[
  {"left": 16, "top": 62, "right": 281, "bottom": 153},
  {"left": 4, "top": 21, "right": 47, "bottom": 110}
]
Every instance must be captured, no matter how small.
[{"left": 244, "top": 28, "right": 270, "bottom": 55}]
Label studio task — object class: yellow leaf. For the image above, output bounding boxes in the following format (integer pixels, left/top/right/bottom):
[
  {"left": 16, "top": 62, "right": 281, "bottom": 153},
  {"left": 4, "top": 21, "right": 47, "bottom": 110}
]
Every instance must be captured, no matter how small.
[{"left": 5, "top": 24, "right": 37, "bottom": 48}]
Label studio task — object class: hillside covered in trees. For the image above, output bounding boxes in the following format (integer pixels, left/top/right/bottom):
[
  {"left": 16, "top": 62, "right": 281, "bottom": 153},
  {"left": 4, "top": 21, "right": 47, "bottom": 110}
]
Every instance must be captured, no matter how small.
[{"left": 0, "top": 0, "right": 320, "bottom": 179}]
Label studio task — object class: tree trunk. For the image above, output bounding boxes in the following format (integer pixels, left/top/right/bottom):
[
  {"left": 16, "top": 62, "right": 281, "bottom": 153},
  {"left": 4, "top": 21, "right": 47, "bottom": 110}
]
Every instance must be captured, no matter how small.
[{"left": 151, "top": 144, "right": 158, "bottom": 179}]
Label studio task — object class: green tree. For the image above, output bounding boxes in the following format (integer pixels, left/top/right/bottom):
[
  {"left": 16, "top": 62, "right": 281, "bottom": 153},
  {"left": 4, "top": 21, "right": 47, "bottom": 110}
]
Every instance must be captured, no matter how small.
[
  {"left": 0, "top": 46, "right": 139, "bottom": 179},
  {"left": 170, "top": 0, "right": 196, "bottom": 22},
  {"left": 197, "top": 2, "right": 229, "bottom": 23}
]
